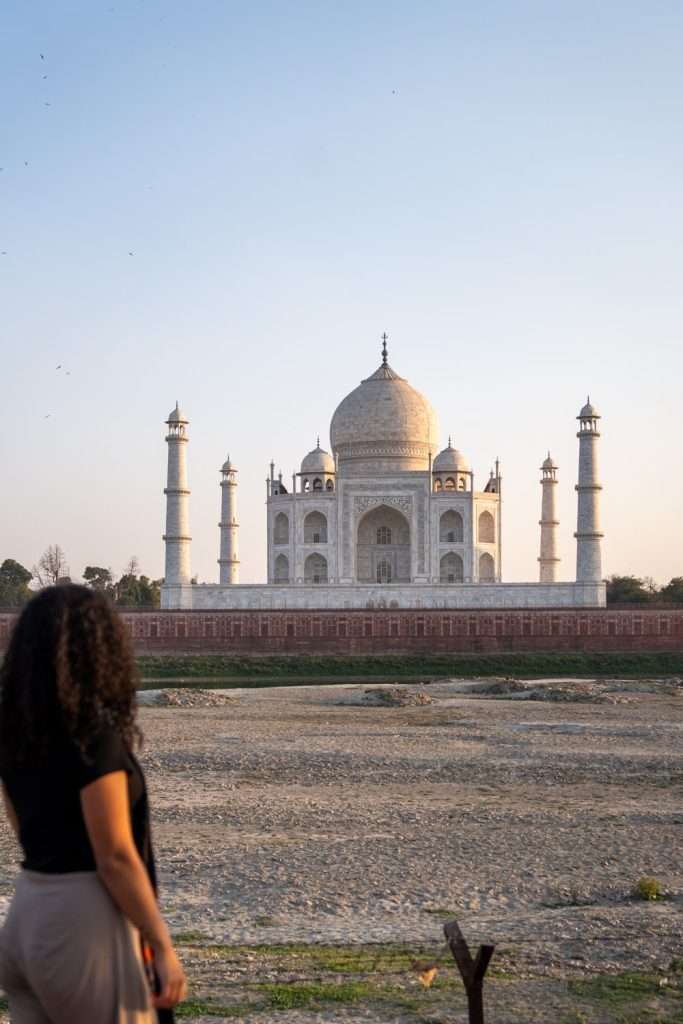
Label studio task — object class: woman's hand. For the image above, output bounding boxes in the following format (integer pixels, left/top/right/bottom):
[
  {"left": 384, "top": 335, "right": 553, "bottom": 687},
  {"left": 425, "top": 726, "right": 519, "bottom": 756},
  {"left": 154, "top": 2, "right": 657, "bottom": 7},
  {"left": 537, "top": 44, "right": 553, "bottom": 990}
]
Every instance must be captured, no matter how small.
[{"left": 151, "top": 943, "right": 187, "bottom": 1009}]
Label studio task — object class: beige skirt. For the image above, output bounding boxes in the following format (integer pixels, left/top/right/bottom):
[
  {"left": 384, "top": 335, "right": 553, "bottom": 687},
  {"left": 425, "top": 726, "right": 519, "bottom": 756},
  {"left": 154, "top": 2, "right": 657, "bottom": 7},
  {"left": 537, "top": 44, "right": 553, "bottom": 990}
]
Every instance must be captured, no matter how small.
[{"left": 0, "top": 869, "right": 156, "bottom": 1024}]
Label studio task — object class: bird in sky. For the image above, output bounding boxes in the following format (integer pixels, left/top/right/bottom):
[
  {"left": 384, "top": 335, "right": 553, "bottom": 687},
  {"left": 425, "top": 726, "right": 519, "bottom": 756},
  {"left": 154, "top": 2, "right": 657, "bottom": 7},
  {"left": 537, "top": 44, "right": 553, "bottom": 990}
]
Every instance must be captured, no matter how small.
[
  {"left": 44, "top": 414, "right": 51, "bottom": 419},
  {"left": 128, "top": 251, "right": 134, "bottom": 256},
  {"left": 40, "top": 53, "right": 44, "bottom": 60},
  {"left": 42, "top": 74, "right": 47, "bottom": 79},
  {"left": 44, "top": 102, "right": 51, "bottom": 107},
  {"left": 56, "top": 364, "right": 62, "bottom": 370},
  {"left": 1, "top": 251, "right": 7, "bottom": 256}
]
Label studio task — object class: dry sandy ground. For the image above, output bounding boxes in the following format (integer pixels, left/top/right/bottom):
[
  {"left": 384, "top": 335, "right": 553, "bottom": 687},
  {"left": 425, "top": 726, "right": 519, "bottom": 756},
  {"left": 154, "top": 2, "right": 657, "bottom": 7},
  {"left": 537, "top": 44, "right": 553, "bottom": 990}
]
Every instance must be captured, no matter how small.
[{"left": 1, "top": 678, "right": 683, "bottom": 1022}]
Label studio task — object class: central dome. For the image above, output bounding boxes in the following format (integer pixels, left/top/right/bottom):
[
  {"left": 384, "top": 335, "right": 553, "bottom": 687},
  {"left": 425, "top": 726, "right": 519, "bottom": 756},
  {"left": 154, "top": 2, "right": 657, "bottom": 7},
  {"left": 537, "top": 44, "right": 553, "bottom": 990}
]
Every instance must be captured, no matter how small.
[{"left": 330, "top": 356, "right": 439, "bottom": 475}]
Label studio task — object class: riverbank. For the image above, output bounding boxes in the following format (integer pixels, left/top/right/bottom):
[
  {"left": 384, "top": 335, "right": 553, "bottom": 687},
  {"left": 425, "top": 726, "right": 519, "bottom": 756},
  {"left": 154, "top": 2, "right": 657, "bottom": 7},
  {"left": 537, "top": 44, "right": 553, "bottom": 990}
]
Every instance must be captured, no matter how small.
[
  {"left": 1, "top": 677, "right": 682, "bottom": 1022},
  {"left": 137, "top": 650, "right": 683, "bottom": 683}
]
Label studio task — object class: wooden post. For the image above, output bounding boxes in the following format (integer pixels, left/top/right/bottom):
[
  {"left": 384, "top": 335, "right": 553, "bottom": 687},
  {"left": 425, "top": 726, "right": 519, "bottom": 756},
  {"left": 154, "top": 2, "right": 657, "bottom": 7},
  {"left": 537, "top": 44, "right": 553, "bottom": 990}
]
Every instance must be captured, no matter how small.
[{"left": 444, "top": 919, "right": 495, "bottom": 1024}]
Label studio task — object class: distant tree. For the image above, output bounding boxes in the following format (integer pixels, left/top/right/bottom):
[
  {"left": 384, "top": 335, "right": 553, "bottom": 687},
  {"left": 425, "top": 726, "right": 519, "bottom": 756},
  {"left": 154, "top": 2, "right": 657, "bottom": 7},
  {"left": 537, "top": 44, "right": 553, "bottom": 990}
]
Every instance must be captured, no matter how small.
[
  {"left": 114, "top": 560, "right": 160, "bottom": 608},
  {"left": 115, "top": 572, "right": 139, "bottom": 607},
  {"left": 125, "top": 556, "right": 140, "bottom": 578},
  {"left": 33, "top": 545, "right": 69, "bottom": 587},
  {"left": 137, "top": 576, "right": 161, "bottom": 608},
  {"left": 0, "top": 559, "right": 33, "bottom": 606},
  {"left": 83, "top": 566, "right": 114, "bottom": 592},
  {"left": 606, "top": 575, "right": 655, "bottom": 605},
  {"left": 661, "top": 577, "right": 683, "bottom": 604}
]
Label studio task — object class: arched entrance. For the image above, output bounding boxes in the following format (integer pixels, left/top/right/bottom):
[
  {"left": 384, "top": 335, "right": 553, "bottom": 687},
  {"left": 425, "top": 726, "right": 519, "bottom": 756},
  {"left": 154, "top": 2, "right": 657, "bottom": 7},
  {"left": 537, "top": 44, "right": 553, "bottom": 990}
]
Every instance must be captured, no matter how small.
[{"left": 356, "top": 504, "right": 411, "bottom": 583}]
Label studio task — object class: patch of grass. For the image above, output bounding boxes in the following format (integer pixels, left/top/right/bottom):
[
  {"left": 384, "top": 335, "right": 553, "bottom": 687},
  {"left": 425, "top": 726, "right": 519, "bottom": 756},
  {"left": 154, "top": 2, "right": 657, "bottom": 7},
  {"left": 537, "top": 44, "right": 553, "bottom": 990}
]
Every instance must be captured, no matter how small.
[
  {"left": 174, "top": 929, "right": 212, "bottom": 943},
  {"left": 260, "top": 980, "right": 374, "bottom": 1009},
  {"left": 569, "top": 971, "right": 674, "bottom": 1006},
  {"left": 635, "top": 876, "right": 665, "bottom": 901},
  {"left": 186, "top": 941, "right": 451, "bottom": 975},
  {"left": 423, "top": 906, "right": 459, "bottom": 919},
  {"left": 137, "top": 651, "right": 683, "bottom": 684},
  {"left": 174, "top": 999, "right": 252, "bottom": 1019}
]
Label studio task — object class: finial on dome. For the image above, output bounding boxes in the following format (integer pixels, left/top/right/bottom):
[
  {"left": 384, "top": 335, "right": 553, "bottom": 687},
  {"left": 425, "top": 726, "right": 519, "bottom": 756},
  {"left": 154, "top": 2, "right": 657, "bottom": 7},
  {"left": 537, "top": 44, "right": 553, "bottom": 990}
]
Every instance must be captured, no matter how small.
[
  {"left": 381, "top": 332, "right": 388, "bottom": 367},
  {"left": 316, "top": 435, "right": 320, "bottom": 449},
  {"left": 448, "top": 435, "right": 452, "bottom": 448}
]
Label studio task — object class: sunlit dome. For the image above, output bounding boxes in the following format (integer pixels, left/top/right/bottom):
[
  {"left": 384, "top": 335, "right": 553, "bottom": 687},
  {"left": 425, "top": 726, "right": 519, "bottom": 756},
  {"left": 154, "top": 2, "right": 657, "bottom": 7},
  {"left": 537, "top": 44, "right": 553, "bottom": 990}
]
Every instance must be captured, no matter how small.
[
  {"left": 330, "top": 340, "right": 439, "bottom": 474},
  {"left": 167, "top": 401, "right": 188, "bottom": 423},
  {"left": 433, "top": 439, "right": 469, "bottom": 473},
  {"left": 579, "top": 397, "right": 600, "bottom": 419},
  {"left": 301, "top": 441, "right": 335, "bottom": 475}
]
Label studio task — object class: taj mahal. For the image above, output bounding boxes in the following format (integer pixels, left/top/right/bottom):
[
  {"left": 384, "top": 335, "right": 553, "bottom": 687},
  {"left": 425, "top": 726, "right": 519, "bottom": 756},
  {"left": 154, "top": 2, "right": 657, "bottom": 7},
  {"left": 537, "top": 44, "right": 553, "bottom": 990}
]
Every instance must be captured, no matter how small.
[{"left": 161, "top": 337, "right": 605, "bottom": 610}]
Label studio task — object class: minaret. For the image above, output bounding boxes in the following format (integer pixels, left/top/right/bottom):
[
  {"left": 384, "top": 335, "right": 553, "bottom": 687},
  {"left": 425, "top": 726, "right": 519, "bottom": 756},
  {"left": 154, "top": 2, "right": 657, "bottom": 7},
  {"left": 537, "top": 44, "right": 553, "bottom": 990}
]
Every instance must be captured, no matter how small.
[
  {"left": 538, "top": 453, "right": 560, "bottom": 582},
  {"left": 575, "top": 398, "right": 603, "bottom": 582},
  {"left": 163, "top": 403, "right": 191, "bottom": 584},
  {"left": 218, "top": 456, "right": 239, "bottom": 584}
]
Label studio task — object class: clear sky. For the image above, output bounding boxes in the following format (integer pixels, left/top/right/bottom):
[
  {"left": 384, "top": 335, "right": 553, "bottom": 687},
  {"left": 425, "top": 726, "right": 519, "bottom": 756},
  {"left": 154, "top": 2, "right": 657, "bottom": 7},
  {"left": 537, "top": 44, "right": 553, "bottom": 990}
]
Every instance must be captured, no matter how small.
[{"left": 2, "top": 1, "right": 682, "bottom": 587}]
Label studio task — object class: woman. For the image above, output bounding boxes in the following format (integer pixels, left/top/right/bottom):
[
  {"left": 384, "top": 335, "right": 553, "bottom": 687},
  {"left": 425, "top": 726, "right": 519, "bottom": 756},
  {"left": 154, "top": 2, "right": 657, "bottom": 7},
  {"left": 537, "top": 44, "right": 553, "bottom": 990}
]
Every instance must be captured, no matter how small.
[{"left": 0, "top": 584, "right": 186, "bottom": 1022}]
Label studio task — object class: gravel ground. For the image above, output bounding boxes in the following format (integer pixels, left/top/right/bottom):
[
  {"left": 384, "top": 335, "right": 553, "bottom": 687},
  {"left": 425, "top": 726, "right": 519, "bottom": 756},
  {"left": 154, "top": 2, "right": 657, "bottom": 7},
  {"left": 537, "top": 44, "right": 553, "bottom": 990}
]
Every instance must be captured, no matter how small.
[{"left": 1, "top": 678, "right": 682, "bottom": 1022}]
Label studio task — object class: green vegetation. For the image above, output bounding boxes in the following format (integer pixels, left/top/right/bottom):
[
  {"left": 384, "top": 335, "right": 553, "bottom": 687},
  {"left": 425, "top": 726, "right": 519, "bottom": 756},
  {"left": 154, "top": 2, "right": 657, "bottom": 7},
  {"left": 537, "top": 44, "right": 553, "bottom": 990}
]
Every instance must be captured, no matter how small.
[
  {"left": 0, "top": 551, "right": 161, "bottom": 608},
  {"left": 0, "top": 559, "right": 32, "bottom": 606},
  {"left": 606, "top": 574, "right": 683, "bottom": 605},
  {"left": 176, "top": 998, "right": 247, "bottom": 1018},
  {"left": 569, "top": 970, "right": 673, "bottom": 1005},
  {"left": 178, "top": 939, "right": 451, "bottom": 974},
  {"left": 137, "top": 650, "right": 683, "bottom": 685},
  {"left": 635, "top": 876, "right": 665, "bottom": 901},
  {"left": 423, "top": 906, "right": 460, "bottom": 919},
  {"left": 167, "top": 942, "right": 683, "bottom": 1022},
  {"left": 260, "top": 979, "right": 375, "bottom": 1009},
  {"left": 173, "top": 929, "right": 212, "bottom": 943}
]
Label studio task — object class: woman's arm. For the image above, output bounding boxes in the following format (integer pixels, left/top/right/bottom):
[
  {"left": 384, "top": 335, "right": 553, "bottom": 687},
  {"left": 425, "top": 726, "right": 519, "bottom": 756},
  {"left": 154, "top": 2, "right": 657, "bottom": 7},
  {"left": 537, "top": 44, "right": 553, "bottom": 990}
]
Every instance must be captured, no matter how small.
[
  {"left": 1, "top": 784, "right": 19, "bottom": 838},
  {"left": 81, "top": 770, "right": 186, "bottom": 1009}
]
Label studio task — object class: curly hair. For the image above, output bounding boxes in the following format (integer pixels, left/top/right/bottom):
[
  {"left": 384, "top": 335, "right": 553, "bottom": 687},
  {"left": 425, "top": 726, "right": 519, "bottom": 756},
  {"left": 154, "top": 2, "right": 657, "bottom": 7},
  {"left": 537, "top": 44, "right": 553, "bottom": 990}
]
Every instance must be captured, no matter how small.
[{"left": 0, "top": 584, "right": 140, "bottom": 770}]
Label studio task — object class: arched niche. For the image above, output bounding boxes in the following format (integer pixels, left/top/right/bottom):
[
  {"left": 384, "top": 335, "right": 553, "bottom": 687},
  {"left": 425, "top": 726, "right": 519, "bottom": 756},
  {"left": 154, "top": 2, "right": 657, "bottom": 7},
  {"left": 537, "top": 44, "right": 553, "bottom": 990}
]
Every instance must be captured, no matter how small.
[
  {"left": 479, "top": 552, "right": 495, "bottom": 581},
  {"left": 439, "top": 509, "right": 463, "bottom": 543},
  {"left": 440, "top": 552, "right": 463, "bottom": 583},
  {"left": 273, "top": 512, "right": 289, "bottom": 545},
  {"left": 356, "top": 504, "right": 410, "bottom": 584},
  {"left": 478, "top": 510, "right": 495, "bottom": 543},
  {"left": 304, "top": 510, "right": 328, "bottom": 544},
  {"left": 304, "top": 552, "right": 328, "bottom": 584},
  {"left": 274, "top": 553, "right": 289, "bottom": 582}
]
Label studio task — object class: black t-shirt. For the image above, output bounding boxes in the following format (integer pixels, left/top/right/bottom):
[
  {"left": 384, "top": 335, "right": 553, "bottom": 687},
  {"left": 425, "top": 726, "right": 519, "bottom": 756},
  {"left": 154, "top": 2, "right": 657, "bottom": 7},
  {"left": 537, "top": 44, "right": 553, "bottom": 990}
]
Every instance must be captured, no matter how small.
[{"left": 1, "top": 728, "right": 152, "bottom": 876}]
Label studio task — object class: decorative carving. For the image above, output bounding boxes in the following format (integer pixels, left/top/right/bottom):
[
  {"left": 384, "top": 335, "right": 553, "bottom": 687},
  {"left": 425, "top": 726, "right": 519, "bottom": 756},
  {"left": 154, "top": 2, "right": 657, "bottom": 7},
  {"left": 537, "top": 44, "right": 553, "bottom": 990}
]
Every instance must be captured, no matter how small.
[
  {"left": 337, "top": 442, "right": 430, "bottom": 459},
  {"left": 354, "top": 496, "right": 413, "bottom": 519}
]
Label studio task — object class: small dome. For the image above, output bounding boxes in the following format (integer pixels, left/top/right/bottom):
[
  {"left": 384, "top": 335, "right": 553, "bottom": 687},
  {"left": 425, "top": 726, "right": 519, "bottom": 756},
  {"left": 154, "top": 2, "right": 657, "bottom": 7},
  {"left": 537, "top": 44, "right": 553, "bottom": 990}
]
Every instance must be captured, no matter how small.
[
  {"left": 221, "top": 454, "right": 236, "bottom": 473},
  {"left": 433, "top": 439, "right": 469, "bottom": 473},
  {"left": 542, "top": 453, "right": 557, "bottom": 470},
  {"left": 167, "top": 401, "right": 188, "bottom": 423},
  {"left": 301, "top": 441, "right": 335, "bottom": 475},
  {"left": 578, "top": 396, "right": 600, "bottom": 419}
]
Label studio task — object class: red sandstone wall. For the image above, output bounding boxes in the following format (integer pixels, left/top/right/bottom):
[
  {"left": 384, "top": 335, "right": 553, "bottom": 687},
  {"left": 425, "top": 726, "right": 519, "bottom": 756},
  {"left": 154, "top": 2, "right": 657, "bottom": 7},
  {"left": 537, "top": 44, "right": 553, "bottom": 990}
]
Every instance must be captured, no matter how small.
[{"left": 1, "top": 608, "right": 683, "bottom": 655}]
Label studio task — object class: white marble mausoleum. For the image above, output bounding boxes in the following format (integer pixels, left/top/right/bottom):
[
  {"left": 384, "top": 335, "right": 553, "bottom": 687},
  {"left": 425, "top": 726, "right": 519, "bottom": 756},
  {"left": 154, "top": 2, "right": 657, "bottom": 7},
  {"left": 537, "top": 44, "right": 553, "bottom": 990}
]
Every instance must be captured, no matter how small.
[{"left": 161, "top": 338, "right": 605, "bottom": 610}]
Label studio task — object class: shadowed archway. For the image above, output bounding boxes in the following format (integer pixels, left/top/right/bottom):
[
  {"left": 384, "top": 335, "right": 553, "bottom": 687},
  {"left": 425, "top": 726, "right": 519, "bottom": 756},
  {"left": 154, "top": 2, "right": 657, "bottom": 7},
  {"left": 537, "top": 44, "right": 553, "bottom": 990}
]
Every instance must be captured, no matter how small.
[{"left": 356, "top": 504, "right": 411, "bottom": 583}]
